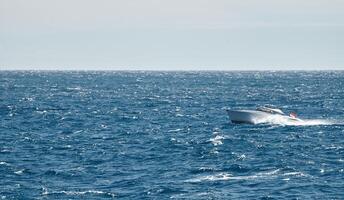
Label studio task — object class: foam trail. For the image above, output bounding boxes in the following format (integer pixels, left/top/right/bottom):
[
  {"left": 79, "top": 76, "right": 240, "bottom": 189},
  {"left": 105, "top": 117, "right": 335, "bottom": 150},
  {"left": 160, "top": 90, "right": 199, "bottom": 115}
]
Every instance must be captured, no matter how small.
[
  {"left": 253, "top": 115, "right": 336, "bottom": 126},
  {"left": 289, "top": 119, "right": 335, "bottom": 126}
]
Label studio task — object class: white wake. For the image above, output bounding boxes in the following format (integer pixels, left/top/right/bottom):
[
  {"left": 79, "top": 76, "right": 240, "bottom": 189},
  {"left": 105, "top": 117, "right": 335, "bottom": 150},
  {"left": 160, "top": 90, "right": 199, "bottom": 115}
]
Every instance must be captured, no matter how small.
[{"left": 252, "top": 115, "right": 336, "bottom": 126}]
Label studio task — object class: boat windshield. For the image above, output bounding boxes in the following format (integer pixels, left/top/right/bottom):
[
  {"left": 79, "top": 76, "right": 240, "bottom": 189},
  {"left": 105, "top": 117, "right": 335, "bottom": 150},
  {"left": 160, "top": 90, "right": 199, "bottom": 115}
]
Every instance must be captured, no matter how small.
[{"left": 256, "top": 107, "right": 284, "bottom": 115}]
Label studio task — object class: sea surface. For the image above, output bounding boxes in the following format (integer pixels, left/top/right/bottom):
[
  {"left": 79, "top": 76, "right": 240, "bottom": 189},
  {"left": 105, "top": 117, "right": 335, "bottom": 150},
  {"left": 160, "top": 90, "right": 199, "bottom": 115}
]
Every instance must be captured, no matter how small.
[{"left": 1, "top": 71, "right": 344, "bottom": 199}]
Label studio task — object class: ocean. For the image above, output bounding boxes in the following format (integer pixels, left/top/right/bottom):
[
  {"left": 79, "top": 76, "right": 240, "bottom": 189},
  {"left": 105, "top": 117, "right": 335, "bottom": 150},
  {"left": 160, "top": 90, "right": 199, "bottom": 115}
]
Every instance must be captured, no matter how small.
[{"left": 1, "top": 71, "right": 343, "bottom": 199}]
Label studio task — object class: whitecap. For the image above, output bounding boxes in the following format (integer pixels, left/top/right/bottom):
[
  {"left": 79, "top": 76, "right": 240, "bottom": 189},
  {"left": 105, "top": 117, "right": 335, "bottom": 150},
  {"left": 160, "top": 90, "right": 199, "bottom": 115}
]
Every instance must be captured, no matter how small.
[
  {"left": 42, "top": 188, "right": 116, "bottom": 198},
  {"left": 73, "top": 130, "right": 83, "bottom": 134},
  {"left": 228, "top": 169, "right": 281, "bottom": 180},
  {"left": 168, "top": 128, "right": 183, "bottom": 133},
  {"left": 237, "top": 154, "right": 246, "bottom": 160},
  {"left": 185, "top": 169, "right": 308, "bottom": 183},
  {"left": 0, "top": 161, "right": 9, "bottom": 166},
  {"left": 21, "top": 97, "right": 34, "bottom": 101},
  {"left": 198, "top": 167, "right": 218, "bottom": 172},
  {"left": 209, "top": 135, "right": 224, "bottom": 146},
  {"left": 36, "top": 110, "right": 47, "bottom": 114},
  {"left": 282, "top": 172, "right": 306, "bottom": 177},
  {"left": 100, "top": 124, "right": 108, "bottom": 128},
  {"left": 210, "top": 149, "right": 219, "bottom": 154},
  {"left": 66, "top": 87, "right": 82, "bottom": 91},
  {"left": 14, "top": 169, "right": 24, "bottom": 175},
  {"left": 186, "top": 173, "right": 231, "bottom": 182}
]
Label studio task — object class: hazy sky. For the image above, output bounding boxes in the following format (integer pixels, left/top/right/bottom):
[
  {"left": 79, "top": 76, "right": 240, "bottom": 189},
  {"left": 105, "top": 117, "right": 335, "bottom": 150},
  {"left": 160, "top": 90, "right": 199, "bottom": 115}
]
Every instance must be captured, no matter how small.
[{"left": 0, "top": 0, "right": 343, "bottom": 70}]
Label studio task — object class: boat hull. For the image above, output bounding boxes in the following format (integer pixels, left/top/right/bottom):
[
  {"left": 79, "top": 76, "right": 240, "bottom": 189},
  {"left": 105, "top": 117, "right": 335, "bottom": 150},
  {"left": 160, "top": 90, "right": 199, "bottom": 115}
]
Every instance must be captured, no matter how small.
[{"left": 226, "top": 110, "right": 301, "bottom": 124}]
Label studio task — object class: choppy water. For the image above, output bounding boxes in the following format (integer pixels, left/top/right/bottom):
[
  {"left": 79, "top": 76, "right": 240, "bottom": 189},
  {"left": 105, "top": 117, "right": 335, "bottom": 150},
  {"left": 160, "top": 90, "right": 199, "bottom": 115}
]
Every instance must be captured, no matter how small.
[{"left": 1, "top": 71, "right": 344, "bottom": 199}]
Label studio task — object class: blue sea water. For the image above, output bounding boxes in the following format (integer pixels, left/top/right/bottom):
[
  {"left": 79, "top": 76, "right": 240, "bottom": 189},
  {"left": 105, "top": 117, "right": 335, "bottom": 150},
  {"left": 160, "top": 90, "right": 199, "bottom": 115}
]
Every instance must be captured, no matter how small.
[{"left": 1, "top": 71, "right": 344, "bottom": 199}]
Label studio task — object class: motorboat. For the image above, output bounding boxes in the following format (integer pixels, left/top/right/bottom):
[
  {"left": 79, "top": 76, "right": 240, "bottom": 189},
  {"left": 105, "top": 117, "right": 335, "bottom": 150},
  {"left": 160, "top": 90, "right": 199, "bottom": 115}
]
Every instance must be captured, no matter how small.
[{"left": 226, "top": 106, "right": 302, "bottom": 124}]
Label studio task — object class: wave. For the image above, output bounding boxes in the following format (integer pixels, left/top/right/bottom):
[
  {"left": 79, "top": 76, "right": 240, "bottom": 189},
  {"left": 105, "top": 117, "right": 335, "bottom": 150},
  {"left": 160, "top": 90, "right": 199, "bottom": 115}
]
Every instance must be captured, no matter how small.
[
  {"left": 42, "top": 187, "right": 116, "bottom": 198},
  {"left": 0, "top": 161, "right": 10, "bottom": 166},
  {"left": 185, "top": 169, "right": 307, "bottom": 183},
  {"left": 186, "top": 172, "right": 231, "bottom": 182},
  {"left": 209, "top": 135, "right": 225, "bottom": 146}
]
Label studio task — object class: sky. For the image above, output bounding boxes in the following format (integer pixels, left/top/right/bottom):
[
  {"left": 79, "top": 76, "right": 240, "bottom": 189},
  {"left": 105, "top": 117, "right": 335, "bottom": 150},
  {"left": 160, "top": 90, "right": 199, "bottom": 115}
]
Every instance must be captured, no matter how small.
[{"left": 0, "top": 0, "right": 343, "bottom": 70}]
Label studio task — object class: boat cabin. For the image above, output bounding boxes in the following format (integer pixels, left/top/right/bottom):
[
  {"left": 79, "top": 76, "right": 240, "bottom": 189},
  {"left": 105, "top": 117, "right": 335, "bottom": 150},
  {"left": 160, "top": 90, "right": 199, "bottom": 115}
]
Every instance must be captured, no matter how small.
[{"left": 256, "top": 107, "right": 284, "bottom": 115}]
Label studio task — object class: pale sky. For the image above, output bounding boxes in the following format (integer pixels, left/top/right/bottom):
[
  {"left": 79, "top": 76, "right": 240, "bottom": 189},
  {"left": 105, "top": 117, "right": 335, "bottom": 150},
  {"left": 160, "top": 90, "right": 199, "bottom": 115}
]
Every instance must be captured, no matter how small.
[{"left": 0, "top": 0, "right": 343, "bottom": 70}]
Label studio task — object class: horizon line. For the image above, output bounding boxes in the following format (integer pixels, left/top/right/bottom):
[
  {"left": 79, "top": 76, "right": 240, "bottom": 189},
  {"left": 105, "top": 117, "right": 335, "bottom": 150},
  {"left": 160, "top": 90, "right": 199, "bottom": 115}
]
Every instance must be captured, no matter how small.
[
  {"left": 1, "top": 69, "right": 343, "bottom": 72},
  {"left": 1, "top": 66, "right": 344, "bottom": 71}
]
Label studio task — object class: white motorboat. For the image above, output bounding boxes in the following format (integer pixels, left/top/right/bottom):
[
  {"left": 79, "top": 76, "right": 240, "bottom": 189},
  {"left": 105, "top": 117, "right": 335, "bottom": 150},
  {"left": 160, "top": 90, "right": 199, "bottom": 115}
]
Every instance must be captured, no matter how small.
[{"left": 226, "top": 106, "right": 302, "bottom": 124}]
